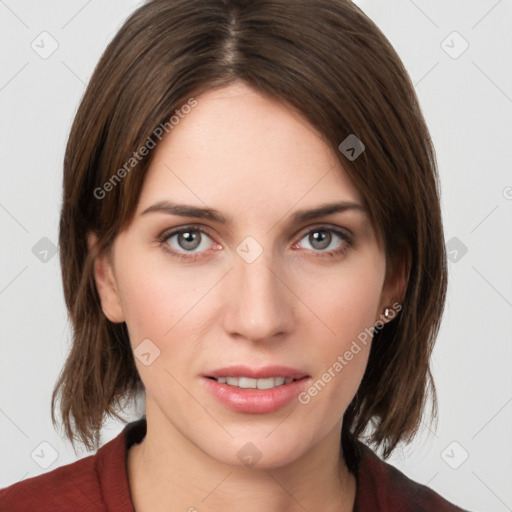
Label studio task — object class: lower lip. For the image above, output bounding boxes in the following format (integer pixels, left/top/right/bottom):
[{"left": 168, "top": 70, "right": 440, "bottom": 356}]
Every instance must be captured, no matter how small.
[{"left": 202, "top": 377, "right": 310, "bottom": 414}]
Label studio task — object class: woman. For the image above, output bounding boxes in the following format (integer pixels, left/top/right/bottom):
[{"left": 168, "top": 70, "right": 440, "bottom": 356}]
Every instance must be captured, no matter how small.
[{"left": 0, "top": 0, "right": 469, "bottom": 510}]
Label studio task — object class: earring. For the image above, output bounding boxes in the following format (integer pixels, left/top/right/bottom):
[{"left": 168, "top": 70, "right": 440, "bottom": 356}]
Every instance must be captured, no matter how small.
[{"left": 384, "top": 304, "right": 401, "bottom": 319}]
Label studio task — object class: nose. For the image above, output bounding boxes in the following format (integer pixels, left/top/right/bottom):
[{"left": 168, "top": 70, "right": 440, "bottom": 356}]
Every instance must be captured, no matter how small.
[{"left": 223, "top": 247, "right": 295, "bottom": 343}]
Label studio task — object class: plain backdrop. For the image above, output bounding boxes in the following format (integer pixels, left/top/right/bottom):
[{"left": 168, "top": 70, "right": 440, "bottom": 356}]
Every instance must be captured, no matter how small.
[{"left": 1, "top": 1, "right": 511, "bottom": 511}]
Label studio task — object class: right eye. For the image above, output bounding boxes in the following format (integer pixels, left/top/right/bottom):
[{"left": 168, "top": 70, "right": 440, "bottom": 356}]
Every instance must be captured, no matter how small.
[{"left": 158, "top": 226, "right": 218, "bottom": 261}]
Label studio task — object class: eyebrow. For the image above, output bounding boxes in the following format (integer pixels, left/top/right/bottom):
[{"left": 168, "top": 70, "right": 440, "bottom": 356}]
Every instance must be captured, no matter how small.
[{"left": 140, "top": 200, "right": 367, "bottom": 225}]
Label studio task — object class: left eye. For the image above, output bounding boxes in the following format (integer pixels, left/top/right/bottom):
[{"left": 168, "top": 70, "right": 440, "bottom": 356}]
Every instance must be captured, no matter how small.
[{"left": 296, "top": 228, "right": 349, "bottom": 252}]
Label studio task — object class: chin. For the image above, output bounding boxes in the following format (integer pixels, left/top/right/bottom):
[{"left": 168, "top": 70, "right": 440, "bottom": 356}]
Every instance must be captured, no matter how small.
[{"left": 199, "top": 430, "right": 313, "bottom": 470}]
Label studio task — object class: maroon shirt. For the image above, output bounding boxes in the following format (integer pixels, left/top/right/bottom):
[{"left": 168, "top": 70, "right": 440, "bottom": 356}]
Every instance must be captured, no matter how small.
[{"left": 0, "top": 417, "right": 468, "bottom": 511}]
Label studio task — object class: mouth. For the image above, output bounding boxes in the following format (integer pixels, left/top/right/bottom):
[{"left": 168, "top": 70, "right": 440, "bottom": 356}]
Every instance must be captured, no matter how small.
[
  {"left": 206, "top": 376, "right": 305, "bottom": 389},
  {"left": 202, "top": 365, "right": 310, "bottom": 413}
]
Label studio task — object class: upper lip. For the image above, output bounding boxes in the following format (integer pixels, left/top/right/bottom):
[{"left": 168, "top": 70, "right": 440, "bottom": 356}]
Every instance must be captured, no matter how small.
[{"left": 204, "top": 365, "right": 309, "bottom": 380}]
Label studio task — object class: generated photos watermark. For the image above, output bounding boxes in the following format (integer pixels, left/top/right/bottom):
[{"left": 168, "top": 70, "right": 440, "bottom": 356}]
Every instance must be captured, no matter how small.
[
  {"left": 297, "top": 301, "right": 402, "bottom": 405},
  {"left": 93, "top": 97, "right": 198, "bottom": 200}
]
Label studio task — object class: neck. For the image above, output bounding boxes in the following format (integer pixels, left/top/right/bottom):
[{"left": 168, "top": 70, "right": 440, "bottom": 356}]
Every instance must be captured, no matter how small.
[{"left": 127, "top": 407, "right": 356, "bottom": 512}]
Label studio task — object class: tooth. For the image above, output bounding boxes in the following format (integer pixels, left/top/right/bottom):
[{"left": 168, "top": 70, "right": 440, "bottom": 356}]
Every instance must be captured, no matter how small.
[
  {"left": 238, "top": 377, "right": 257, "bottom": 389},
  {"left": 217, "top": 376, "right": 293, "bottom": 389},
  {"left": 256, "top": 377, "right": 275, "bottom": 389}
]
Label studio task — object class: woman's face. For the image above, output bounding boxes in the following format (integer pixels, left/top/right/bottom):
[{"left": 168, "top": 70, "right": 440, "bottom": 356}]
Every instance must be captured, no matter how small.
[{"left": 93, "top": 82, "right": 402, "bottom": 468}]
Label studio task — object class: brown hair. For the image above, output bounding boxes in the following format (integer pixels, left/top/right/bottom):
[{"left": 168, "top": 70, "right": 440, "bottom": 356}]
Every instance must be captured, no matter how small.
[{"left": 52, "top": 0, "right": 447, "bottom": 458}]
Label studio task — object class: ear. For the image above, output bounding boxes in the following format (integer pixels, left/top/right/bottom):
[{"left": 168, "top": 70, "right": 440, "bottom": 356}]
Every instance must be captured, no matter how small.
[
  {"left": 87, "top": 232, "right": 125, "bottom": 323},
  {"left": 376, "top": 250, "right": 410, "bottom": 324}
]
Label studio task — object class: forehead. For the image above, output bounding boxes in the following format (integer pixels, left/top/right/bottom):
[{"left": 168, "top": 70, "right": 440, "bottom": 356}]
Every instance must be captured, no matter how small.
[{"left": 136, "top": 83, "right": 364, "bottom": 218}]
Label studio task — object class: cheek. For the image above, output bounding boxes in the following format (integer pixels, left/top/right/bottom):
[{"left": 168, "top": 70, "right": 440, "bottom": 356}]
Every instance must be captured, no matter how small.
[
  {"left": 299, "top": 258, "right": 385, "bottom": 404},
  {"left": 115, "top": 251, "right": 211, "bottom": 345},
  {"left": 315, "top": 257, "right": 385, "bottom": 344},
  {"left": 114, "top": 258, "right": 228, "bottom": 403},
  {"left": 116, "top": 264, "right": 210, "bottom": 400},
  {"left": 119, "top": 277, "right": 174, "bottom": 344}
]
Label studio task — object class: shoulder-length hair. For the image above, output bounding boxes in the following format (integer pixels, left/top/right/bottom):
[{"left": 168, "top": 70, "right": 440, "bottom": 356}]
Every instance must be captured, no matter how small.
[{"left": 52, "top": 0, "right": 447, "bottom": 458}]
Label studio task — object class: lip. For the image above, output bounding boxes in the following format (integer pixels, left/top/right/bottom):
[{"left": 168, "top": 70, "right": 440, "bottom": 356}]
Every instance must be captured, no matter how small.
[
  {"left": 204, "top": 365, "right": 309, "bottom": 380},
  {"left": 202, "top": 365, "right": 310, "bottom": 414}
]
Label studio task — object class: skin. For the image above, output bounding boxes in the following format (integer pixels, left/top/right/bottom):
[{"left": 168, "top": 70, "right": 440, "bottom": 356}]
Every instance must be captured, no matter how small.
[{"left": 89, "top": 82, "right": 407, "bottom": 512}]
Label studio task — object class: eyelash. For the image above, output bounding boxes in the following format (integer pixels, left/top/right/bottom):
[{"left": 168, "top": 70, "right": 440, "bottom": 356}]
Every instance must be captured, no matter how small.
[{"left": 157, "top": 225, "right": 353, "bottom": 262}]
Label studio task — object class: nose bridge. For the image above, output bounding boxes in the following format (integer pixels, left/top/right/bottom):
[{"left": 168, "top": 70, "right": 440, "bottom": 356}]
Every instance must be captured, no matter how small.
[{"left": 225, "top": 241, "right": 293, "bottom": 341}]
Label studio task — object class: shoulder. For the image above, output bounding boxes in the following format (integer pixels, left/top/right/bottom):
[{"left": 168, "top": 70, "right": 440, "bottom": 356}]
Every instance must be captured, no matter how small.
[
  {"left": 354, "top": 441, "right": 470, "bottom": 512},
  {"left": 0, "top": 419, "right": 142, "bottom": 512},
  {"left": 0, "top": 451, "right": 104, "bottom": 512}
]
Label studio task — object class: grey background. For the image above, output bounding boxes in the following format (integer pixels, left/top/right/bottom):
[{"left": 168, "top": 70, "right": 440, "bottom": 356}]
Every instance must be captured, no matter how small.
[{"left": 1, "top": 1, "right": 511, "bottom": 511}]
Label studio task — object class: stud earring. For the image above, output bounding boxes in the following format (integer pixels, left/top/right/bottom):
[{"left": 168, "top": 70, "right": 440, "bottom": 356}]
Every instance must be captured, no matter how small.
[{"left": 384, "top": 304, "right": 401, "bottom": 319}]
